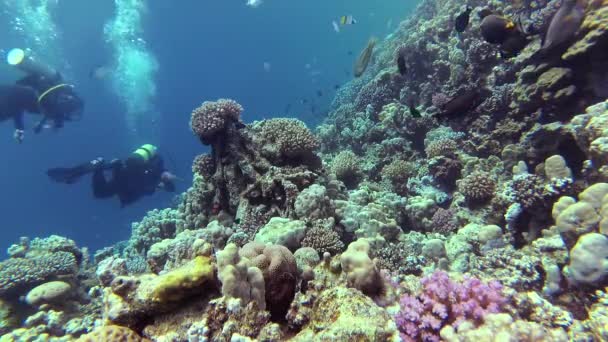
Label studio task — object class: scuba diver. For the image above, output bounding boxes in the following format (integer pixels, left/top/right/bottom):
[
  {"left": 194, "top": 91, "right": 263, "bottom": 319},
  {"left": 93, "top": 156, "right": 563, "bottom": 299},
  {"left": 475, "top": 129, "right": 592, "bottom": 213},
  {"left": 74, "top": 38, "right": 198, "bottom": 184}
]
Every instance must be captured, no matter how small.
[
  {"left": 0, "top": 48, "right": 84, "bottom": 143},
  {"left": 46, "top": 144, "right": 177, "bottom": 207}
]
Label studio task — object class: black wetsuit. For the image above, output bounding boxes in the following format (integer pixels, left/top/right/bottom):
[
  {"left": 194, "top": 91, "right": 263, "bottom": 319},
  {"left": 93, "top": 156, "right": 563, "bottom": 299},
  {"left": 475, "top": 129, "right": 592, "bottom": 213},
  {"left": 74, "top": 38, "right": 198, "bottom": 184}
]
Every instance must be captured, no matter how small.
[
  {"left": 0, "top": 71, "right": 83, "bottom": 132},
  {"left": 92, "top": 155, "right": 175, "bottom": 207},
  {"left": 0, "top": 85, "right": 39, "bottom": 130}
]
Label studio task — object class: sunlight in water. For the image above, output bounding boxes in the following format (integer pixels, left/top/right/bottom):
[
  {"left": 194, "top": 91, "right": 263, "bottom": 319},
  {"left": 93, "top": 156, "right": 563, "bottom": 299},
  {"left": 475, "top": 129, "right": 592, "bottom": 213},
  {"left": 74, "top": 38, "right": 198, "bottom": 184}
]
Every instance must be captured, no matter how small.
[
  {"left": 2, "top": 0, "right": 62, "bottom": 66},
  {"left": 104, "top": 0, "right": 158, "bottom": 139}
]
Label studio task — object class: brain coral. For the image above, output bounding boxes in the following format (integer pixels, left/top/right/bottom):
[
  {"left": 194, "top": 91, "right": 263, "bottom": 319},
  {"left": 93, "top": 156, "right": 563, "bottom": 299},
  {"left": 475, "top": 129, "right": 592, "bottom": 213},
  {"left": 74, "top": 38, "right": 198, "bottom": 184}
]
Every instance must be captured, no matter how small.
[
  {"left": 190, "top": 99, "right": 243, "bottom": 144},
  {"left": 259, "top": 118, "right": 319, "bottom": 158},
  {"left": 239, "top": 242, "right": 298, "bottom": 319},
  {"left": 458, "top": 172, "right": 496, "bottom": 204}
]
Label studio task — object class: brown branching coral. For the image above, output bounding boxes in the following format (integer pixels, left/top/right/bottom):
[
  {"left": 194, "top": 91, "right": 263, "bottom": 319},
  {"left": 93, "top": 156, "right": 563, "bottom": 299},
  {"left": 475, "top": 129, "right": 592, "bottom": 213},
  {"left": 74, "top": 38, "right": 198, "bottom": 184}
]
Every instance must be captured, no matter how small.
[
  {"left": 191, "top": 154, "right": 215, "bottom": 179},
  {"left": 425, "top": 138, "right": 458, "bottom": 158},
  {"left": 330, "top": 151, "right": 363, "bottom": 189},
  {"left": 257, "top": 118, "right": 319, "bottom": 161},
  {"left": 459, "top": 172, "right": 496, "bottom": 204},
  {"left": 301, "top": 221, "right": 344, "bottom": 256},
  {"left": 382, "top": 159, "right": 413, "bottom": 195},
  {"left": 190, "top": 99, "right": 243, "bottom": 145}
]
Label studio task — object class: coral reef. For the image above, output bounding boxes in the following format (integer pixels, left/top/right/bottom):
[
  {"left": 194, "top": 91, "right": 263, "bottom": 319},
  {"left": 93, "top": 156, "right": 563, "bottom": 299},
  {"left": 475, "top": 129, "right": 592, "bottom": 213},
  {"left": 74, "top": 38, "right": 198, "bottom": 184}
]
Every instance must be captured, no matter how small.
[{"left": 4, "top": 0, "right": 608, "bottom": 340}]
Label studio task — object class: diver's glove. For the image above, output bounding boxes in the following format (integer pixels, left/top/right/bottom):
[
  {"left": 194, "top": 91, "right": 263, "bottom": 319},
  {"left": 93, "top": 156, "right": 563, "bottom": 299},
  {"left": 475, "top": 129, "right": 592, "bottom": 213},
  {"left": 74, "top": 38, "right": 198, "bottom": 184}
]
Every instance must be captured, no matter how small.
[{"left": 13, "top": 129, "right": 24, "bottom": 144}]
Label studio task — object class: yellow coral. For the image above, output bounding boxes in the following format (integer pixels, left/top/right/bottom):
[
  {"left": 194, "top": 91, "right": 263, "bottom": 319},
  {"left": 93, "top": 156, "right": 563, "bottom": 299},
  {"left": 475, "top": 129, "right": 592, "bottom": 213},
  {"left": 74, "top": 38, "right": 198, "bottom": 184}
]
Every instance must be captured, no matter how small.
[{"left": 145, "top": 256, "right": 214, "bottom": 303}]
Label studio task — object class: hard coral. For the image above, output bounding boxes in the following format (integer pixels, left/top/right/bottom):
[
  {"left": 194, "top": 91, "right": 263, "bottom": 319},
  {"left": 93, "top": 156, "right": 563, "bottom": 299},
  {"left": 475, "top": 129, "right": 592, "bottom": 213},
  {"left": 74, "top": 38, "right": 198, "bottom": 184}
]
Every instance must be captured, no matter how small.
[
  {"left": 382, "top": 159, "right": 414, "bottom": 195},
  {"left": 395, "top": 271, "right": 508, "bottom": 342},
  {"left": 301, "top": 222, "right": 344, "bottom": 256},
  {"left": 330, "top": 150, "right": 363, "bottom": 188},
  {"left": 429, "top": 156, "right": 462, "bottom": 190},
  {"left": 0, "top": 251, "right": 77, "bottom": 297},
  {"left": 76, "top": 325, "right": 149, "bottom": 342},
  {"left": 431, "top": 208, "right": 458, "bottom": 235},
  {"left": 260, "top": 118, "right": 319, "bottom": 159},
  {"left": 192, "top": 153, "right": 215, "bottom": 179},
  {"left": 458, "top": 172, "right": 496, "bottom": 204},
  {"left": 425, "top": 138, "right": 458, "bottom": 158},
  {"left": 239, "top": 242, "right": 298, "bottom": 320},
  {"left": 190, "top": 98, "right": 243, "bottom": 144}
]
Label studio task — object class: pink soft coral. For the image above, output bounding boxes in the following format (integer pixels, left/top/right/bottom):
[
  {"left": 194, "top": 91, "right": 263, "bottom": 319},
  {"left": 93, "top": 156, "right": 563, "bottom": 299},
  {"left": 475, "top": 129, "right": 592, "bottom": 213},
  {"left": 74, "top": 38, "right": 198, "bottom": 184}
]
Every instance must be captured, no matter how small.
[{"left": 395, "top": 271, "right": 508, "bottom": 342}]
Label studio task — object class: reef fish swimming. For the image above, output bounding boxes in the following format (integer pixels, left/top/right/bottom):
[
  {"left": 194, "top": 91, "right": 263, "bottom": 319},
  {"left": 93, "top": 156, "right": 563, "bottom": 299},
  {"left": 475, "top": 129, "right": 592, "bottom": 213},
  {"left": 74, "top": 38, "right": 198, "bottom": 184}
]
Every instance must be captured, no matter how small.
[
  {"left": 354, "top": 37, "right": 376, "bottom": 78},
  {"left": 541, "top": 0, "right": 586, "bottom": 52},
  {"left": 437, "top": 89, "right": 484, "bottom": 117},
  {"left": 454, "top": 6, "right": 473, "bottom": 33},
  {"left": 397, "top": 54, "right": 407, "bottom": 76}
]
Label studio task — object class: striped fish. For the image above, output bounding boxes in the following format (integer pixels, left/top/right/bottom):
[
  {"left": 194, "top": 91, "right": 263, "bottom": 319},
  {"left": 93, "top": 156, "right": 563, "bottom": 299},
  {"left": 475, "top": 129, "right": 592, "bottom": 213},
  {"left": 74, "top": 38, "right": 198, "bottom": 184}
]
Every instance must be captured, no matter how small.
[{"left": 340, "top": 15, "right": 357, "bottom": 25}]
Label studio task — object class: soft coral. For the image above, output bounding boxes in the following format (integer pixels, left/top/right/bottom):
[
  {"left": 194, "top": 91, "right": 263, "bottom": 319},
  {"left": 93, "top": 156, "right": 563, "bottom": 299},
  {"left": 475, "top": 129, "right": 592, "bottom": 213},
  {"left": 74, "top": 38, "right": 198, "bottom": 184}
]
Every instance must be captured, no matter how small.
[{"left": 395, "top": 271, "right": 508, "bottom": 341}]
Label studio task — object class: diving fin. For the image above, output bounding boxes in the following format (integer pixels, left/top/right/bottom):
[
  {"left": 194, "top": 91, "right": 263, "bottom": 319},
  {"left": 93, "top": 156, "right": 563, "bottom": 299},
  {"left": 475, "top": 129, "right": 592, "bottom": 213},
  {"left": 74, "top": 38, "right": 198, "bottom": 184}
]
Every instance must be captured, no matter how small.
[{"left": 47, "top": 161, "right": 103, "bottom": 184}]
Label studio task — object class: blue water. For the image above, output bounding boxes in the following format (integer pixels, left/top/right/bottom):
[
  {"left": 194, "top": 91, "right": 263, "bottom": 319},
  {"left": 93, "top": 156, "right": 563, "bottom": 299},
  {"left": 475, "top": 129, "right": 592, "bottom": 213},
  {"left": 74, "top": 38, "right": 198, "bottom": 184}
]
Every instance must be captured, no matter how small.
[{"left": 0, "top": 0, "right": 416, "bottom": 253}]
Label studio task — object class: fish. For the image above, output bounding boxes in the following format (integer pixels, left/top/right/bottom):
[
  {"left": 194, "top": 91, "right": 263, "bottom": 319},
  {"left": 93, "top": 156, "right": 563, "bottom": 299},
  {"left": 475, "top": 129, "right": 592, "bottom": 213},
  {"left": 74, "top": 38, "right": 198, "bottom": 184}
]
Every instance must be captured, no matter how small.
[
  {"left": 409, "top": 105, "right": 421, "bottom": 118},
  {"left": 317, "top": 90, "right": 323, "bottom": 97},
  {"left": 263, "top": 62, "right": 271, "bottom": 72},
  {"left": 397, "top": 54, "right": 407, "bottom": 76},
  {"left": 332, "top": 21, "right": 340, "bottom": 33},
  {"left": 479, "top": 13, "right": 530, "bottom": 57},
  {"left": 340, "top": 15, "right": 357, "bottom": 25},
  {"left": 437, "top": 90, "right": 483, "bottom": 117},
  {"left": 347, "top": 50, "right": 353, "bottom": 56},
  {"left": 311, "top": 104, "right": 316, "bottom": 114},
  {"left": 353, "top": 37, "right": 376, "bottom": 78},
  {"left": 334, "top": 84, "right": 340, "bottom": 90},
  {"left": 541, "top": 0, "right": 586, "bottom": 52},
  {"left": 301, "top": 99, "right": 308, "bottom": 104},
  {"left": 455, "top": 6, "right": 473, "bottom": 33},
  {"left": 480, "top": 14, "right": 516, "bottom": 44}
]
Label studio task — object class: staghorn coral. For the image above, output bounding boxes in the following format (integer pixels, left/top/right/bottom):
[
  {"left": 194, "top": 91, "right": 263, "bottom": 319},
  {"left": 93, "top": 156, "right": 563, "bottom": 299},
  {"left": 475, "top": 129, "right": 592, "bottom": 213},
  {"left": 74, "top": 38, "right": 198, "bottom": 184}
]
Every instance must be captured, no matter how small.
[
  {"left": 395, "top": 271, "right": 509, "bottom": 342},
  {"left": 190, "top": 98, "right": 243, "bottom": 145}
]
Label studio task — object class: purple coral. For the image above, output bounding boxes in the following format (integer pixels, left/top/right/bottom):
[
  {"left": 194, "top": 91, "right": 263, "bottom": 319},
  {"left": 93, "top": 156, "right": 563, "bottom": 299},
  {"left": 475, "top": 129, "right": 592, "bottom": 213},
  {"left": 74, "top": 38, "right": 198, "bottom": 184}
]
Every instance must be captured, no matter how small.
[{"left": 395, "top": 271, "right": 508, "bottom": 342}]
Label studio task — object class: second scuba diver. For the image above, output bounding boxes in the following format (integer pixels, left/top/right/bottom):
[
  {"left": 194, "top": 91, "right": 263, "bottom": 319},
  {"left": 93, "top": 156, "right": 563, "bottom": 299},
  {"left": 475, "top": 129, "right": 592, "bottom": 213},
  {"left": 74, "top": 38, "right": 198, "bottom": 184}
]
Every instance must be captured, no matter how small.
[
  {"left": 0, "top": 48, "right": 84, "bottom": 143},
  {"left": 46, "top": 144, "right": 178, "bottom": 207}
]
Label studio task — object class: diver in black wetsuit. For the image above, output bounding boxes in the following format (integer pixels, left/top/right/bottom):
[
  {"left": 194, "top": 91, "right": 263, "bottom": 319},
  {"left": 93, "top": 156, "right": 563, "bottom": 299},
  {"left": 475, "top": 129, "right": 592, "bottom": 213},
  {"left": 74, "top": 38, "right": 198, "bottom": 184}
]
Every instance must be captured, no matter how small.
[
  {"left": 0, "top": 48, "right": 84, "bottom": 143},
  {"left": 47, "top": 144, "right": 177, "bottom": 207}
]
